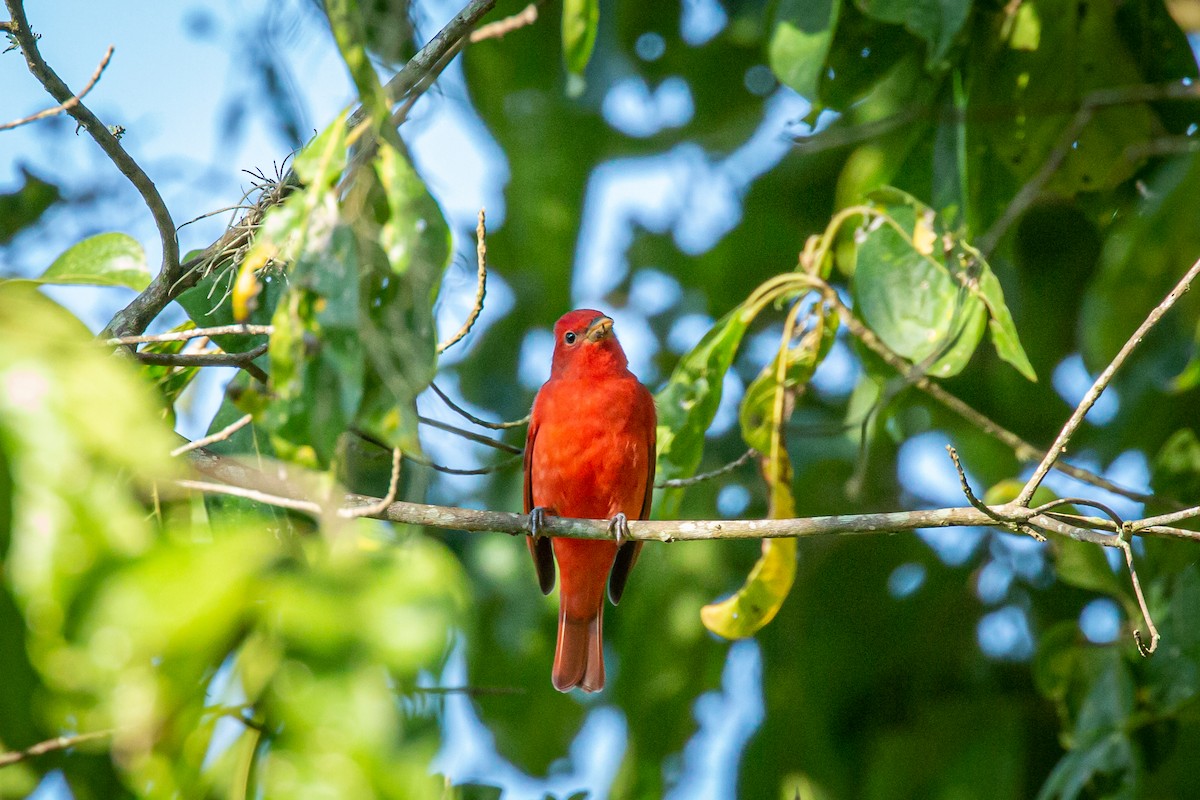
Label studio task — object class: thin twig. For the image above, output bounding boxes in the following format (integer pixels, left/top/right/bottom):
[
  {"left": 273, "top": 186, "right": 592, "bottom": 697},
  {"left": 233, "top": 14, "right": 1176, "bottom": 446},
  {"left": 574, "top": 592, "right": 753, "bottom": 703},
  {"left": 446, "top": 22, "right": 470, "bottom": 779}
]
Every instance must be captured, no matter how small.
[
  {"left": 338, "top": 447, "right": 402, "bottom": 518},
  {"left": 3, "top": 0, "right": 181, "bottom": 340},
  {"left": 1016, "top": 256, "right": 1200, "bottom": 506},
  {"left": 417, "top": 415, "right": 521, "bottom": 454},
  {"left": 655, "top": 448, "right": 756, "bottom": 489},
  {"left": 177, "top": 479, "right": 323, "bottom": 515},
  {"left": 468, "top": 2, "right": 538, "bottom": 42},
  {"left": 134, "top": 342, "right": 269, "bottom": 368},
  {"left": 349, "top": 0, "right": 496, "bottom": 132},
  {"left": 1130, "top": 505, "right": 1200, "bottom": 532},
  {"left": 172, "top": 414, "right": 254, "bottom": 457},
  {"left": 1120, "top": 536, "right": 1160, "bottom": 656},
  {"left": 404, "top": 452, "right": 522, "bottom": 475},
  {"left": 106, "top": 324, "right": 274, "bottom": 347},
  {"left": 436, "top": 208, "right": 488, "bottom": 354},
  {"left": 0, "top": 44, "right": 113, "bottom": 131},
  {"left": 946, "top": 446, "right": 1044, "bottom": 540},
  {"left": 429, "top": 382, "right": 529, "bottom": 430},
  {"left": 0, "top": 729, "right": 114, "bottom": 768}
]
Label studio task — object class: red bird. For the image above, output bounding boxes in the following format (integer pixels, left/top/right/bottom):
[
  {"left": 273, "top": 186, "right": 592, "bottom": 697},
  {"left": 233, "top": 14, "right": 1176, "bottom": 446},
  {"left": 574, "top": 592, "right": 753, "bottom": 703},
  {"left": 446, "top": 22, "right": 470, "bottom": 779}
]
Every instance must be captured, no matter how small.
[{"left": 524, "top": 310, "right": 657, "bottom": 692}]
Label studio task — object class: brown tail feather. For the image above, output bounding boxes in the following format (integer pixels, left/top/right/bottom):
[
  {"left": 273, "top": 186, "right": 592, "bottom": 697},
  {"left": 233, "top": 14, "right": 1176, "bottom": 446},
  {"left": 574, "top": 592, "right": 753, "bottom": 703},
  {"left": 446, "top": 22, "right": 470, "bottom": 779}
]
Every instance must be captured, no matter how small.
[{"left": 552, "top": 606, "right": 605, "bottom": 693}]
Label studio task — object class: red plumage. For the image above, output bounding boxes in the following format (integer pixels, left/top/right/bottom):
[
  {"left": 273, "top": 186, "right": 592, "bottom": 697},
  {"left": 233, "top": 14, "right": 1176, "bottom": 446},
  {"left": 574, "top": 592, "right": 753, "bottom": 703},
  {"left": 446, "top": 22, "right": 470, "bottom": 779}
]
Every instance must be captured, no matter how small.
[{"left": 523, "top": 309, "right": 657, "bottom": 692}]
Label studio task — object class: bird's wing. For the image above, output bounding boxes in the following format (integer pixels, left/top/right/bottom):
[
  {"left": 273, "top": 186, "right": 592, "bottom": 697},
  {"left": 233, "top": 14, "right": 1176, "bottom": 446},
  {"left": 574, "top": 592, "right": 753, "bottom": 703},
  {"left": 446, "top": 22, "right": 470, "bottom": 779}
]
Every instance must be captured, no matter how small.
[
  {"left": 608, "top": 394, "right": 656, "bottom": 605},
  {"left": 524, "top": 412, "right": 556, "bottom": 595}
]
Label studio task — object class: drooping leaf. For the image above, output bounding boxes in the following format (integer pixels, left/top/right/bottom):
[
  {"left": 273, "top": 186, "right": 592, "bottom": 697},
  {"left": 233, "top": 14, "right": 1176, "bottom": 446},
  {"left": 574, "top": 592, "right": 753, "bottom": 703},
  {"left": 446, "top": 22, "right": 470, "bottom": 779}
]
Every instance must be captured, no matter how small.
[
  {"left": 654, "top": 281, "right": 805, "bottom": 517},
  {"left": 34, "top": 232, "right": 150, "bottom": 291},
  {"left": 702, "top": 306, "right": 836, "bottom": 639}
]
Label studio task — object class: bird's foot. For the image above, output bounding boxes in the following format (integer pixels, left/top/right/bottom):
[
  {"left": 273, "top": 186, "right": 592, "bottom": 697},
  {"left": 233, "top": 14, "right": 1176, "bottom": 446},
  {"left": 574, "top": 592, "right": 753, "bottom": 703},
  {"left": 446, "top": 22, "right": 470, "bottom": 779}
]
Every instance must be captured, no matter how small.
[
  {"left": 528, "top": 506, "right": 550, "bottom": 539},
  {"left": 608, "top": 512, "right": 629, "bottom": 546}
]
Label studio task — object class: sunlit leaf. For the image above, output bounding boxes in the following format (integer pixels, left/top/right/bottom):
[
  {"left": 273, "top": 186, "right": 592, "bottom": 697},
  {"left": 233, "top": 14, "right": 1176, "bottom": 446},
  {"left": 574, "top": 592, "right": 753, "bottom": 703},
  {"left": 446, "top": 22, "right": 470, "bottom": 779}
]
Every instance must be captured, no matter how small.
[
  {"left": 703, "top": 306, "right": 835, "bottom": 639},
  {"left": 654, "top": 284, "right": 800, "bottom": 517},
  {"left": 34, "top": 232, "right": 150, "bottom": 291},
  {"left": 855, "top": 188, "right": 1035, "bottom": 380}
]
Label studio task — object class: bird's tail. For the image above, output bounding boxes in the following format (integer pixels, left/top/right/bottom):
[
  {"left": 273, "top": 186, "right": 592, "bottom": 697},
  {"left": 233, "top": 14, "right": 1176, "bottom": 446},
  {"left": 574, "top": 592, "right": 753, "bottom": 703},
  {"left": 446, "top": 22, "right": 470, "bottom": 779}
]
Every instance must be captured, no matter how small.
[{"left": 552, "top": 606, "right": 605, "bottom": 693}]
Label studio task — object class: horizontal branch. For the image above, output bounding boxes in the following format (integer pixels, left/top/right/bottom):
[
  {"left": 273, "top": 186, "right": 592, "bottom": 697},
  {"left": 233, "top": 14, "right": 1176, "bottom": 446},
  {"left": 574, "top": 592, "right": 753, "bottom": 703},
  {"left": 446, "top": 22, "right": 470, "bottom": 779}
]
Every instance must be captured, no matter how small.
[
  {"left": 184, "top": 446, "right": 1200, "bottom": 547},
  {"left": 106, "top": 324, "right": 272, "bottom": 347},
  {"left": 133, "top": 342, "right": 269, "bottom": 368}
]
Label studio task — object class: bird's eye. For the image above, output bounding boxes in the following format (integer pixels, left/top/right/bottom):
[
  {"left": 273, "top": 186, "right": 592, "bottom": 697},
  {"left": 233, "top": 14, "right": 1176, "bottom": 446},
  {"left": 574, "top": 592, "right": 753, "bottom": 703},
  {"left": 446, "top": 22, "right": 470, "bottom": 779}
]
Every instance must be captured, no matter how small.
[{"left": 564, "top": 331, "right": 577, "bottom": 345}]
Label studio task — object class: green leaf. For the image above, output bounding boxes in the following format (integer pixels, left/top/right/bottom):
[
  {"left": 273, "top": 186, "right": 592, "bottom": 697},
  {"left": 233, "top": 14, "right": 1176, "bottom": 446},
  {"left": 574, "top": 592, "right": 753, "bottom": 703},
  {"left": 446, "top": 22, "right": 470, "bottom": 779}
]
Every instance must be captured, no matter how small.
[
  {"left": 0, "top": 168, "right": 60, "bottom": 246},
  {"left": 562, "top": 0, "right": 599, "bottom": 85},
  {"left": 857, "top": 0, "right": 971, "bottom": 67},
  {"left": 654, "top": 301, "right": 764, "bottom": 517},
  {"left": 1037, "top": 731, "right": 1136, "bottom": 800},
  {"left": 854, "top": 189, "right": 1035, "bottom": 380},
  {"left": 975, "top": 252, "right": 1038, "bottom": 381},
  {"left": 176, "top": 267, "right": 285, "bottom": 353},
  {"left": 138, "top": 321, "right": 202, "bottom": 426},
  {"left": 704, "top": 307, "right": 837, "bottom": 639},
  {"left": 768, "top": 0, "right": 840, "bottom": 102},
  {"left": 36, "top": 232, "right": 150, "bottom": 290},
  {"left": 853, "top": 192, "right": 986, "bottom": 378},
  {"left": 325, "top": 0, "right": 393, "bottom": 129},
  {"left": 969, "top": 0, "right": 1159, "bottom": 201}
]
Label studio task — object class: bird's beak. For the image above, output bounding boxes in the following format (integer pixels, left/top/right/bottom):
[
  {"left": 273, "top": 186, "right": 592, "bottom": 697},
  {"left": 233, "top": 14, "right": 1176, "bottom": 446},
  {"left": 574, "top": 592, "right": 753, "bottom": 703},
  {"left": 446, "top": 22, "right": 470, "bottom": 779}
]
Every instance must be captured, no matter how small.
[{"left": 586, "top": 316, "right": 613, "bottom": 343}]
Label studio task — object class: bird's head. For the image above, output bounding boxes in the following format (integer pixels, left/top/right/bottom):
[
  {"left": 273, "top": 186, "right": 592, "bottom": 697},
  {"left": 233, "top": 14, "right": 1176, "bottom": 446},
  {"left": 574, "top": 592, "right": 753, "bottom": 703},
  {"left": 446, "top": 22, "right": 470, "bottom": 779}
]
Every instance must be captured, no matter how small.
[{"left": 550, "top": 308, "right": 629, "bottom": 379}]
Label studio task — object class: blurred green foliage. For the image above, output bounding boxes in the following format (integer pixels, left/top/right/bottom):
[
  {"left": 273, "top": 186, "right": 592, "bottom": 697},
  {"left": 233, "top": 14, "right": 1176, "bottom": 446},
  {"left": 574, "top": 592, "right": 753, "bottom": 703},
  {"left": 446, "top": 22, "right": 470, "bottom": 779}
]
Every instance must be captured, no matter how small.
[{"left": 3, "top": 0, "right": 1200, "bottom": 798}]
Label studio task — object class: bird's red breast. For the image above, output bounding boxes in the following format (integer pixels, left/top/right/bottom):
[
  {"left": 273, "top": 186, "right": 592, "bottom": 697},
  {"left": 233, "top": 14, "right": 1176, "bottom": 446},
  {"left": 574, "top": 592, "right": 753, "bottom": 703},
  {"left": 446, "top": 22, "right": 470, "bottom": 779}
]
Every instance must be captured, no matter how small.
[{"left": 523, "top": 310, "right": 657, "bottom": 692}]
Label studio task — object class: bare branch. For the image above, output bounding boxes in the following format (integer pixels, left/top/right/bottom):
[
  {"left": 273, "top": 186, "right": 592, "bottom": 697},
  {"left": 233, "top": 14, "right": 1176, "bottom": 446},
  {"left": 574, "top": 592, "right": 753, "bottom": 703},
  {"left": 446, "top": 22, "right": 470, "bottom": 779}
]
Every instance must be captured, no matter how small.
[
  {"left": 183, "top": 446, "right": 1125, "bottom": 546},
  {"left": 0, "top": 44, "right": 112, "bottom": 131},
  {"left": 437, "top": 208, "right": 489, "bottom": 354},
  {"left": 417, "top": 414, "right": 521, "bottom": 454},
  {"left": 1130, "top": 505, "right": 1200, "bottom": 532},
  {"left": 1016, "top": 256, "right": 1200, "bottom": 506},
  {"left": 0, "top": 729, "right": 114, "bottom": 768},
  {"left": 133, "top": 342, "right": 269, "bottom": 369},
  {"left": 3, "top": 0, "right": 181, "bottom": 340},
  {"left": 656, "top": 448, "right": 756, "bottom": 489},
  {"left": 469, "top": 2, "right": 538, "bottom": 42},
  {"left": 338, "top": 447, "right": 402, "bottom": 519},
  {"left": 429, "top": 381, "right": 529, "bottom": 430},
  {"left": 177, "top": 479, "right": 322, "bottom": 516},
  {"left": 171, "top": 414, "right": 253, "bottom": 457},
  {"left": 106, "top": 324, "right": 273, "bottom": 347},
  {"left": 1120, "top": 536, "right": 1160, "bottom": 657}
]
